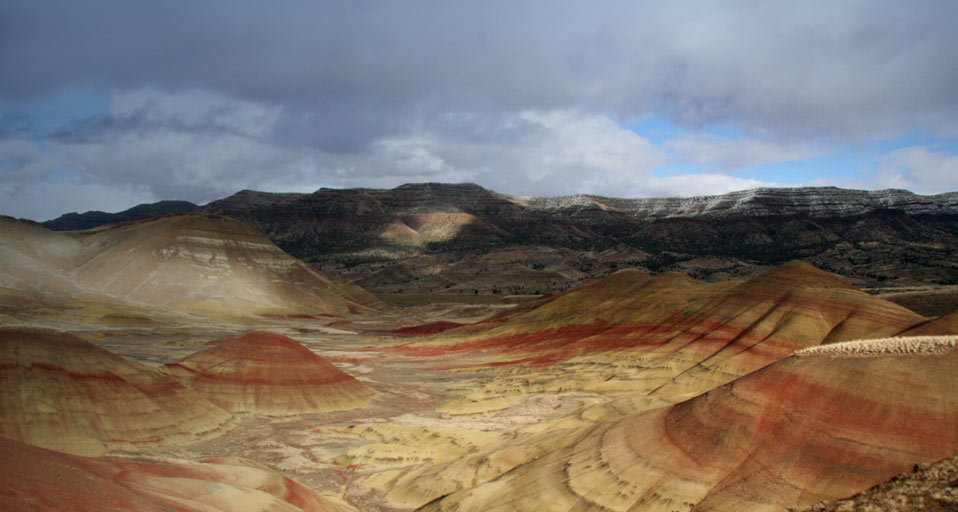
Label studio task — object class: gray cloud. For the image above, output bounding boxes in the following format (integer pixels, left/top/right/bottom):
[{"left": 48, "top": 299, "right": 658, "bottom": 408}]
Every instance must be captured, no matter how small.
[
  {"left": 870, "top": 147, "right": 958, "bottom": 194},
  {"left": 665, "top": 134, "right": 826, "bottom": 171},
  {"left": 1, "top": 1, "right": 956, "bottom": 220},
  {"left": 3, "top": 1, "right": 956, "bottom": 142}
]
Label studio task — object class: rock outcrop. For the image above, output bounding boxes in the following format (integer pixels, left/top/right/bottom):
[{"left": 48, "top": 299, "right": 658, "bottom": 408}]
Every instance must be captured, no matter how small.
[{"left": 515, "top": 186, "right": 958, "bottom": 218}]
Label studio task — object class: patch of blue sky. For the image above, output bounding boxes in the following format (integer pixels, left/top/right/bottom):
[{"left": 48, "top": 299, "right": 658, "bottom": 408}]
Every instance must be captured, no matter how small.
[
  {"left": 868, "top": 131, "right": 958, "bottom": 154},
  {"left": 627, "top": 116, "right": 746, "bottom": 144},
  {"left": 630, "top": 115, "right": 957, "bottom": 187},
  {"left": 1, "top": 159, "right": 22, "bottom": 171},
  {"left": 733, "top": 149, "right": 866, "bottom": 185},
  {"left": 625, "top": 116, "right": 684, "bottom": 145},
  {"left": 649, "top": 163, "right": 702, "bottom": 178},
  {"left": 0, "top": 83, "right": 109, "bottom": 138},
  {"left": 46, "top": 168, "right": 77, "bottom": 184}
]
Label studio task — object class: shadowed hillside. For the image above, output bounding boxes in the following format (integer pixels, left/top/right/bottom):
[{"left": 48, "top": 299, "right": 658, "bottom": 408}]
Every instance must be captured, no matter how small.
[{"left": 41, "top": 184, "right": 958, "bottom": 292}]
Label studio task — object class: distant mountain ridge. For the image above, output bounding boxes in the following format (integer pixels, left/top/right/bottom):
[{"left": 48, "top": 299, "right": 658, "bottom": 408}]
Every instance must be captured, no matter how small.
[
  {"left": 41, "top": 184, "right": 958, "bottom": 291},
  {"left": 512, "top": 186, "right": 958, "bottom": 218},
  {"left": 44, "top": 185, "right": 958, "bottom": 228},
  {"left": 44, "top": 199, "right": 200, "bottom": 231}
]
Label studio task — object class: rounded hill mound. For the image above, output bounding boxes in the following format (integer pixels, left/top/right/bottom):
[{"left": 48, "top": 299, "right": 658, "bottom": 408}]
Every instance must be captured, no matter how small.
[
  {"left": 0, "top": 327, "right": 234, "bottom": 456},
  {"left": 166, "top": 331, "right": 375, "bottom": 415}
]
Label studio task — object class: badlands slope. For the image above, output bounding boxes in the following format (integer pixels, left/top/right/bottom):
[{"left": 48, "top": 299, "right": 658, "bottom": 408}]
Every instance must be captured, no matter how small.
[
  {"left": 0, "top": 327, "right": 234, "bottom": 456},
  {"left": 417, "top": 337, "right": 958, "bottom": 512},
  {"left": 0, "top": 437, "right": 343, "bottom": 512},
  {"left": 167, "top": 331, "right": 376, "bottom": 415},
  {"left": 2, "top": 206, "right": 956, "bottom": 512},
  {"left": 0, "top": 213, "right": 382, "bottom": 321},
  {"left": 398, "top": 261, "right": 928, "bottom": 402}
]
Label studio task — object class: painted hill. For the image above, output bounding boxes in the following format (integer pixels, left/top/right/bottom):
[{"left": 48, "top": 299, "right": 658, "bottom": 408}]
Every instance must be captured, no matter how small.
[
  {"left": 0, "top": 327, "right": 234, "bottom": 456},
  {"left": 166, "top": 331, "right": 376, "bottom": 415},
  {"left": 41, "top": 184, "right": 958, "bottom": 291},
  {"left": 0, "top": 437, "right": 344, "bottom": 512},
  {"left": 399, "top": 261, "right": 930, "bottom": 401},
  {"left": 0, "top": 213, "right": 383, "bottom": 320},
  {"left": 416, "top": 336, "right": 958, "bottom": 512}
]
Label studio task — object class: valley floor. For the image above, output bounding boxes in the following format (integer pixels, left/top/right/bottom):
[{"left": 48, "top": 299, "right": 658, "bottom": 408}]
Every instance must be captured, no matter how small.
[{"left": 46, "top": 302, "right": 609, "bottom": 511}]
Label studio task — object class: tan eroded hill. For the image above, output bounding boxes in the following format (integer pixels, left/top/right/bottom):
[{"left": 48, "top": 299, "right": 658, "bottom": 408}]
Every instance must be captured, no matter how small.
[
  {"left": 416, "top": 336, "right": 958, "bottom": 512},
  {"left": 0, "top": 214, "right": 383, "bottom": 321},
  {"left": 166, "top": 331, "right": 376, "bottom": 415},
  {"left": 0, "top": 327, "right": 234, "bottom": 456},
  {"left": 0, "top": 437, "right": 344, "bottom": 512}
]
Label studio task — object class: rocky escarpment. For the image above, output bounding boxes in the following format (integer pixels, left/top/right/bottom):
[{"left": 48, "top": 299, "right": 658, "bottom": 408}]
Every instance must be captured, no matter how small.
[
  {"left": 514, "top": 187, "right": 958, "bottom": 219},
  {"left": 41, "top": 184, "right": 958, "bottom": 292}
]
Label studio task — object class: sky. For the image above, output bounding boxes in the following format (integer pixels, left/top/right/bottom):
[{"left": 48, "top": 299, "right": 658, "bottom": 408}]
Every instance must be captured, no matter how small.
[{"left": 1, "top": 1, "right": 957, "bottom": 221}]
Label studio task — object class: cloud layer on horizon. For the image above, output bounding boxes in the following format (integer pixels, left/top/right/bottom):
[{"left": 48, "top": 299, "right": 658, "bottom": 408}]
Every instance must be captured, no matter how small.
[{"left": 1, "top": 1, "right": 956, "bottom": 220}]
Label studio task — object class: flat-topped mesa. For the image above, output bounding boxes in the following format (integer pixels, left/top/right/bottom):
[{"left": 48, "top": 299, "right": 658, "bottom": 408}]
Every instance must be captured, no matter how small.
[
  {"left": 515, "top": 187, "right": 958, "bottom": 218},
  {"left": 420, "top": 340, "right": 958, "bottom": 512},
  {"left": 45, "top": 185, "right": 958, "bottom": 231},
  {"left": 166, "top": 331, "right": 376, "bottom": 415},
  {"left": 0, "top": 327, "right": 234, "bottom": 456},
  {"left": 0, "top": 437, "right": 345, "bottom": 512}
]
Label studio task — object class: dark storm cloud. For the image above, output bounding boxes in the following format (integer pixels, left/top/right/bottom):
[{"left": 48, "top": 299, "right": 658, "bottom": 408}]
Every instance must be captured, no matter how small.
[{"left": 3, "top": 1, "right": 956, "bottom": 142}]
